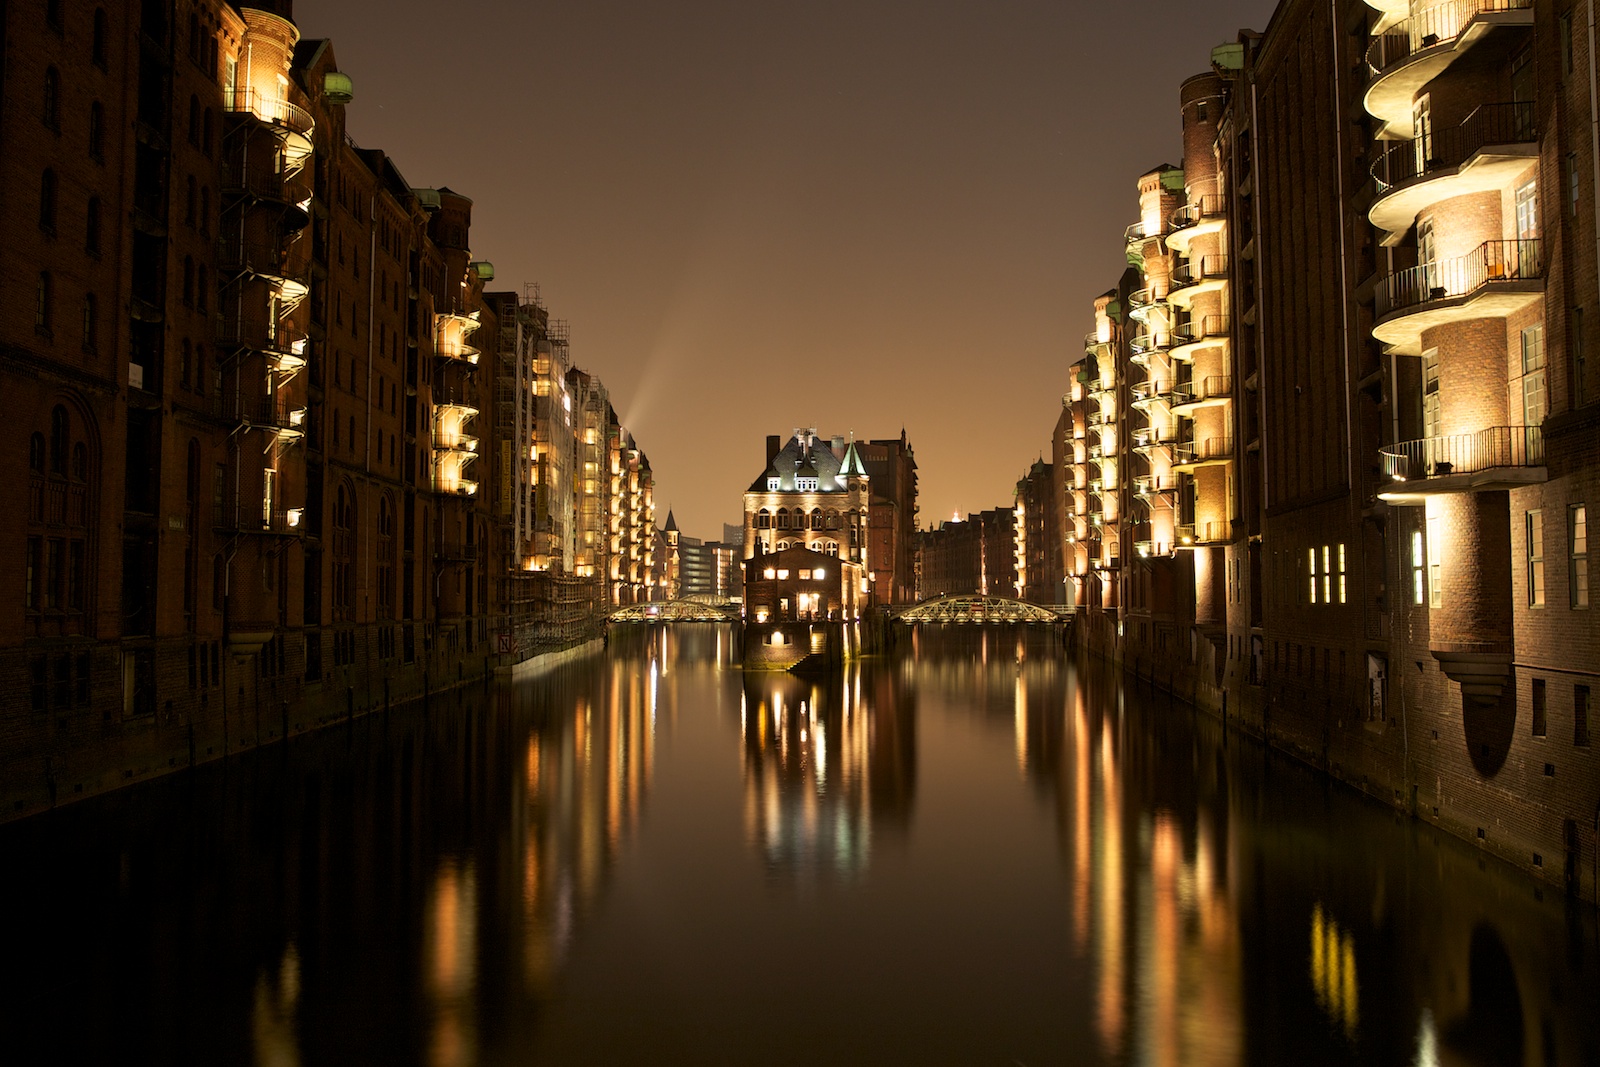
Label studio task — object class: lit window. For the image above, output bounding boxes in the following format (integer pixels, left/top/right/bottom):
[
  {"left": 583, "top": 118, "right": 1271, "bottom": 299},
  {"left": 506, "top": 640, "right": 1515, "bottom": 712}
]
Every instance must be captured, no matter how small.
[
  {"left": 1338, "top": 543, "right": 1347, "bottom": 604},
  {"left": 1522, "top": 325, "right": 1547, "bottom": 425},
  {"left": 763, "top": 568, "right": 776, "bottom": 580},
  {"left": 1572, "top": 504, "right": 1589, "bottom": 608},
  {"left": 1428, "top": 521, "right": 1442, "bottom": 608},
  {"left": 1308, "top": 548, "right": 1318, "bottom": 605},
  {"left": 1322, "top": 545, "right": 1332, "bottom": 605},
  {"left": 798, "top": 569, "right": 811, "bottom": 580},
  {"left": 1528, "top": 509, "right": 1546, "bottom": 607},
  {"left": 767, "top": 477, "right": 779, "bottom": 491},
  {"left": 1411, "top": 531, "right": 1427, "bottom": 606},
  {"left": 777, "top": 570, "right": 789, "bottom": 580}
]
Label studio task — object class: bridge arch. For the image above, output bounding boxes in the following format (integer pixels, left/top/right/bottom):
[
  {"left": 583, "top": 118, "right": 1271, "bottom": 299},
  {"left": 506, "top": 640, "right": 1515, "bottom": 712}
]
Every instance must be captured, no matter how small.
[
  {"left": 608, "top": 599, "right": 740, "bottom": 623},
  {"left": 893, "top": 595, "right": 1070, "bottom": 624}
]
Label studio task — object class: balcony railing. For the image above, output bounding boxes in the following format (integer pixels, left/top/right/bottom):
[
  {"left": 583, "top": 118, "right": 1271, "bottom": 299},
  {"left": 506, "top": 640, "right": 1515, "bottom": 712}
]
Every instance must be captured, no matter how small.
[
  {"left": 1124, "top": 219, "right": 1165, "bottom": 247},
  {"left": 1133, "top": 474, "right": 1181, "bottom": 495},
  {"left": 217, "top": 234, "right": 307, "bottom": 282},
  {"left": 1173, "top": 375, "right": 1234, "bottom": 406},
  {"left": 1171, "top": 255, "right": 1230, "bottom": 289},
  {"left": 1380, "top": 425, "right": 1544, "bottom": 480},
  {"left": 1375, "top": 239, "right": 1543, "bottom": 318},
  {"left": 223, "top": 87, "right": 315, "bottom": 141},
  {"left": 1367, "top": 0, "right": 1534, "bottom": 76},
  {"left": 221, "top": 158, "right": 313, "bottom": 216},
  {"left": 1170, "top": 194, "right": 1226, "bottom": 231},
  {"left": 1372, "top": 101, "right": 1536, "bottom": 192},
  {"left": 227, "top": 395, "right": 306, "bottom": 433},
  {"left": 1084, "top": 330, "right": 1112, "bottom": 352},
  {"left": 436, "top": 539, "right": 479, "bottom": 562},
  {"left": 1086, "top": 408, "right": 1115, "bottom": 428},
  {"left": 432, "top": 431, "right": 480, "bottom": 453},
  {"left": 1173, "top": 437, "right": 1235, "bottom": 465},
  {"left": 214, "top": 314, "right": 307, "bottom": 361},
  {"left": 214, "top": 505, "right": 306, "bottom": 536},
  {"left": 1172, "top": 314, "right": 1231, "bottom": 348},
  {"left": 1131, "top": 331, "right": 1171, "bottom": 357}
]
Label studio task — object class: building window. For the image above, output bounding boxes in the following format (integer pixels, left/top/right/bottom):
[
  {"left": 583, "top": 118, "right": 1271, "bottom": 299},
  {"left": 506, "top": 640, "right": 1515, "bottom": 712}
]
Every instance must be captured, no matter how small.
[
  {"left": 36, "top": 272, "right": 52, "bottom": 333},
  {"left": 88, "top": 102, "right": 104, "bottom": 160},
  {"left": 82, "top": 293, "right": 98, "bottom": 353},
  {"left": 1577, "top": 686, "right": 1592, "bottom": 746},
  {"left": 1411, "top": 530, "right": 1425, "bottom": 605},
  {"left": 1515, "top": 180, "right": 1539, "bottom": 241},
  {"left": 1576, "top": 306, "right": 1588, "bottom": 400},
  {"left": 767, "top": 476, "right": 779, "bottom": 491},
  {"left": 1572, "top": 504, "right": 1589, "bottom": 609},
  {"left": 1322, "top": 545, "right": 1332, "bottom": 605},
  {"left": 1308, "top": 547, "right": 1318, "bottom": 605},
  {"left": 1522, "top": 324, "right": 1547, "bottom": 425},
  {"left": 93, "top": 9, "right": 109, "bottom": 67},
  {"left": 188, "top": 95, "right": 200, "bottom": 146},
  {"left": 46, "top": 0, "right": 62, "bottom": 31},
  {"left": 1338, "top": 543, "right": 1347, "bottom": 604},
  {"left": 1528, "top": 509, "right": 1545, "bottom": 608},
  {"left": 182, "top": 256, "right": 195, "bottom": 307},
  {"left": 1533, "top": 678, "right": 1547, "bottom": 736},
  {"left": 43, "top": 66, "right": 60, "bottom": 129},
  {"left": 85, "top": 197, "right": 101, "bottom": 255},
  {"left": 1563, "top": 11, "right": 1575, "bottom": 78},
  {"left": 1422, "top": 348, "right": 1440, "bottom": 438},
  {"left": 38, "top": 169, "right": 57, "bottom": 233},
  {"left": 1428, "top": 520, "right": 1442, "bottom": 608},
  {"left": 1569, "top": 153, "right": 1581, "bottom": 217}
]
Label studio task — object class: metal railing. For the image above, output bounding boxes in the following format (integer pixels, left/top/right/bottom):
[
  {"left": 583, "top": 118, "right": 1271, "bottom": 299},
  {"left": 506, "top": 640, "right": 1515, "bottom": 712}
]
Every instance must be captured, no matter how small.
[
  {"left": 1171, "top": 255, "right": 1230, "bottom": 289},
  {"left": 432, "top": 431, "right": 480, "bottom": 452},
  {"left": 1375, "top": 239, "right": 1543, "bottom": 317},
  {"left": 1173, "top": 437, "right": 1235, "bottom": 465},
  {"left": 223, "top": 87, "right": 314, "bottom": 140},
  {"left": 1366, "top": 0, "right": 1534, "bottom": 76},
  {"left": 1380, "top": 424, "right": 1544, "bottom": 480},
  {"left": 1083, "top": 330, "right": 1112, "bottom": 352},
  {"left": 221, "top": 159, "right": 313, "bottom": 212},
  {"left": 214, "top": 314, "right": 307, "bottom": 358},
  {"left": 1124, "top": 218, "right": 1165, "bottom": 246},
  {"left": 1372, "top": 102, "right": 1536, "bottom": 192},
  {"left": 436, "top": 540, "right": 479, "bottom": 562},
  {"left": 217, "top": 234, "right": 308, "bottom": 281},
  {"left": 1173, "top": 375, "right": 1234, "bottom": 406},
  {"left": 214, "top": 505, "right": 304, "bottom": 535},
  {"left": 227, "top": 395, "right": 305, "bottom": 432},
  {"left": 1131, "top": 330, "right": 1171, "bottom": 356},
  {"left": 1172, "top": 314, "right": 1231, "bottom": 348},
  {"left": 1170, "top": 194, "right": 1226, "bottom": 230},
  {"left": 1133, "top": 474, "right": 1181, "bottom": 495}
]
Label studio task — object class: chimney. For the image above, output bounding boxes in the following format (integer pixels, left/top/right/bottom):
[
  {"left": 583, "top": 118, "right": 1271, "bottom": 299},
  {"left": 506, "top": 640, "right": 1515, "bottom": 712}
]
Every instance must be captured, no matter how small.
[
  {"left": 766, "top": 435, "right": 782, "bottom": 465},
  {"left": 831, "top": 435, "right": 845, "bottom": 457}
]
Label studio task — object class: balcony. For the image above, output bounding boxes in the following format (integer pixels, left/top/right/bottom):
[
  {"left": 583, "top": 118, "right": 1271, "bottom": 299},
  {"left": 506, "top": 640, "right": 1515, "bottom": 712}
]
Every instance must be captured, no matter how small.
[
  {"left": 1175, "top": 520, "right": 1230, "bottom": 546},
  {"left": 214, "top": 505, "right": 306, "bottom": 536},
  {"left": 1130, "top": 377, "right": 1172, "bottom": 410},
  {"left": 1171, "top": 314, "right": 1231, "bottom": 361},
  {"left": 1130, "top": 330, "right": 1171, "bottom": 365},
  {"left": 223, "top": 87, "right": 314, "bottom": 166},
  {"left": 436, "top": 310, "right": 482, "bottom": 364},
  {"left": 1124, "top": 218, "right": 1166, "bottom": 252},
  {"left": 1166, "top": 195, "right": 1227, "bottom": 255},
  {"left": 1168, "top": 254, "right": 1230, "bottom": 308},
  {"left": 1370, "top": 103, "right": 1538, "bottom": 242},
  {"left": 1378, "top": 425, "right": 1546, "bottom": 501},
  {"left": 217, "top": 234, "right": 310, "bottom": 305},
  {"left": 1083, "top": 330, "right": 1112, "bottom": 355},
  {"left": 1172, "top": 437, "right": 1234, "bottom": 470},
  {"left": 1172, "top": 375, "right": 1234, "bottom": 414},
  {"left": 1364, "top": 0, "right": 1534, "bottom": 137},
  {"left": 1132, "top": 426, "right": 1173, "bottom": 456},
  {"left": 229, "top": 395, "right": 307, "bottom": 438},
  {"left": 1133, "top": 474, "right": 1181, "bottom": 497},
  {"left": 1363, "top": 0, "right": 1410, "bottom": 34},
  {"left": 221, "top": 158, "right": 312, "bottom": 229},
  {"left": 433, "top": 430, "right": 479, "bottom": 454},
  {"left": 436, "top": 539, "right": 479, "bottom": 563},
  {"left": 1128, "top": 287, "right": 1169, "bottom": 324},
  {"left": 214, "top": 314, "right": 308, "bottom": 369},
  {"left": 1086, "top": 407, "right": 1115, "bottom": 428},
  {"left": 1372, "top": 239, "right": 1543, "bottom": 355}
]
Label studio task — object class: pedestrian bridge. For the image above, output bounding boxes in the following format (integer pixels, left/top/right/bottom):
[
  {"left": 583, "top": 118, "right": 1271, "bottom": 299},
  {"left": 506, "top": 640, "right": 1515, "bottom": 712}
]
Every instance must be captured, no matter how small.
[
  {"left": 608, "top": 598, "right": 740, "bottom": 623},
  {"left": 892, "top": 595, "right": 1072, "bottom": 624}
]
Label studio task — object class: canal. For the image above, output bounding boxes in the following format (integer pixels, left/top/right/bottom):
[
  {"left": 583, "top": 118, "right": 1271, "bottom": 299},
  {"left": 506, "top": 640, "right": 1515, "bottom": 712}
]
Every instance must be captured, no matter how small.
[{"left": 2, "top": 625, "right": 1596, "bottom": 1065}]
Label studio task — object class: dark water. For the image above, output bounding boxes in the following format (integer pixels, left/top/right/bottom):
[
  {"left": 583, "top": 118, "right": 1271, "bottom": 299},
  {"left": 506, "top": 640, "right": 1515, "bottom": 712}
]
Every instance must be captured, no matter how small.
[{"left": 2, "top": 625, "right": 1597, "bottom": 1066}]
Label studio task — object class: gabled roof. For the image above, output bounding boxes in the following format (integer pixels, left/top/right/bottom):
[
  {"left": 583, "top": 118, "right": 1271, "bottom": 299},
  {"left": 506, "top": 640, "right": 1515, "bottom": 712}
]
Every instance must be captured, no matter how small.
[
  {"left": 663, "top": 509, "right": 678, "bottom": 532},
  {"left": 839, "top": 440, "right": 868, "bottom": 478},
  {"left": 747, "top": 431, "right": 863, "bottom": 493}
]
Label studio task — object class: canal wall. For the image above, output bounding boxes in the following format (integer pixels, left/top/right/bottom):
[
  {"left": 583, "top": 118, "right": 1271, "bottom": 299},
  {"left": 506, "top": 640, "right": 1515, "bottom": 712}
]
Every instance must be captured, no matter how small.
[
  {"left": 0, "top": 621, "right": 603, "bottom": 825},
  {"left": 1071, "top": 613, "right": 1600, "bottom": 906}
]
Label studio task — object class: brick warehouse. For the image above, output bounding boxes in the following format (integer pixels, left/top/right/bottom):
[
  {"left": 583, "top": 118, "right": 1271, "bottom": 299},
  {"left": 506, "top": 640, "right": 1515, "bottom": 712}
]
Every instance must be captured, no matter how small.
[
  {"left": 0, "top": 0, "right": 659, "bottom": 819},
  {"left": 1059, "top": 0, "right": 1600, "bottom": 902}
]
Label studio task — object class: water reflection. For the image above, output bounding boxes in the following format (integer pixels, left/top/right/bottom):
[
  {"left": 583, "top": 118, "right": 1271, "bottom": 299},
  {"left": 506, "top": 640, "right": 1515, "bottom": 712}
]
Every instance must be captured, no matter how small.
[
  {"left": 0, "top": 624, "right": 1594, "bottom": 1065},
  {"left": 738, "top": 665, "right": 915, "bottom": 883}
]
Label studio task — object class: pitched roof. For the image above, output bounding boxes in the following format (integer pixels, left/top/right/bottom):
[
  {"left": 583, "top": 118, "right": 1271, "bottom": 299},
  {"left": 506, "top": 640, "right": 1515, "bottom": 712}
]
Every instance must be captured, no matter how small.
[{"left": 746, "top": 430, "right": 865, "bottom": 493}]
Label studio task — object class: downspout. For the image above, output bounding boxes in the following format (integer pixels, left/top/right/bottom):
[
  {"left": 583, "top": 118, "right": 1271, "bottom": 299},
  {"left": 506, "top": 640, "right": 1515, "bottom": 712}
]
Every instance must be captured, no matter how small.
[
  {"left": 365, "top": 192, "right": 376, "bottom": 473},
  {"left": 1588, "top": 0, "right": 1600, "bottom": 311}
]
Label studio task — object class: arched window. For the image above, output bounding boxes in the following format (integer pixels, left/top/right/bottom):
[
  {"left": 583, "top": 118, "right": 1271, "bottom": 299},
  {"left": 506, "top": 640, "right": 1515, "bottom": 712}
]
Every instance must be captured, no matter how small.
[
  {"left": 777, "top": 541, "right": 790, "bottom": 551},
  {"left": 81, "top": 293, "right": 97, "bottom": 353},
  {"left": 196, "top": 266, "right": 207, "bottom": 312},
  {"left": 88, "top": 103, "right": 104, "bottom": 160},
  {"left": 182, "top": 256, "right": 194, "bottom": 306},
  {"left": 776, "top": 508, "right": 790, "bottom": 529},
  {"left": 39, "top": 169, "right": 57, "bottom": 232},
  {"left": 92, "top": 10, "right": 109, "bottom": 67},
  {"left": 49, "top": 407, "right": 68, "bottom": 473},
  {"left": 86, "top": 197, "right": 101, "bottom": 254},
  {"left": 72, "top": 443, "right": 87, "bottom": 481},
  {"left": 825, "top": 542, "right": 839, "bottom": 556},
  {"left": 185, "top": 176, "right": 196, "bottom": 226},
  {"left": 810, "top": 508, "right": 823, "bottom": 530},
  {"left": 199, "top": 187, "right": 209, "bottom": 235},
  {"left": 43, "top": 67, "right": 59, "bottom": 128},
  {"left": 181, "top": 339, "right": 192, "bottom": 387},
  {"left": 826, "top": 510, "right": 840, "bottom": 529},
  {"left": 29, "top": 434, "right": 46, "bottom": 472},
  {"left": 756, "top": 509, "right": 771, "bottom": 529},
  {"left": 202, "top": 109, "right": 213, "bottom": 156}
]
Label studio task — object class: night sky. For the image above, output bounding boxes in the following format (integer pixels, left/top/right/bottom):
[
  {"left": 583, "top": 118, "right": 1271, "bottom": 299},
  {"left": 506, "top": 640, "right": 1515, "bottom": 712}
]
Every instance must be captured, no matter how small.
[{"left": 299, "top": 0, "right": 1281, "bottom": 540}]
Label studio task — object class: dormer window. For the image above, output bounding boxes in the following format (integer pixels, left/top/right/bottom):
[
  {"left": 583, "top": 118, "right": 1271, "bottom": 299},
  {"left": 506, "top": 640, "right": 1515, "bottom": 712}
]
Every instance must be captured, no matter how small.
[
  {"left": 797, "top": 477, "right": 818, "bottom": 491},
  {"left": 767, "top": 476, "right": 780, "bottom": 491}
]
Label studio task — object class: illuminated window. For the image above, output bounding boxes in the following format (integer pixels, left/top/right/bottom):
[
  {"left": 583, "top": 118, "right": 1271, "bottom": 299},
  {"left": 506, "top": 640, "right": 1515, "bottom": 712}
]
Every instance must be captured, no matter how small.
[
  {"left": 1308, "top": 547, "right": 1318, "bottom": 605},
  {"left": 1411, "top": 530, "right": 1428, "bottom": 606},
  {"left": 1338, "top": 543, "right": 1347, "bottom": 604},
  {"left": 1522, "top": 325, "right": 1547, "bottom": 425},
  {"left": 1428, "top": 521, "right": 1442, "bottom": 608},
  {"left": 777, "top": 570, "right": 789, "bottom": 580},
  {"left": 1322, "top": 545, "right": 1332, "bottom": 605},
  {"left": 1527, "top": 509, "right": 1545, "bottom": 607},
  {"left": 1571, "top": 504, "right": 1589, "bottom": 608},
  {"left": 1421, "top": 349, "right": 1440, "bottom": 439},
  {"left": 767, "top": 477, "right": 779, "bottom": 491},
  {"left": 798, "top": 569, "right": 811, "bottom": 580}
]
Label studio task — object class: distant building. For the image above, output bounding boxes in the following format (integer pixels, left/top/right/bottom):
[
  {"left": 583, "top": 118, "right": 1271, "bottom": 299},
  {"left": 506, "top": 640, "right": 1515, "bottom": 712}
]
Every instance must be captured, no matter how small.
[
  {"left": 857, "top": 433, "right": 920, "bottom": 605},
  {"left": 742, "top": 429, "right": 872, "bottom": 604}
]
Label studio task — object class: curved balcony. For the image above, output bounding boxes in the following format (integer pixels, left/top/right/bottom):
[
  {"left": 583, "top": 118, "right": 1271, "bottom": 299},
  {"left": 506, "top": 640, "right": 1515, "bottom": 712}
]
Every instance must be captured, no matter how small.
[
  {"left": 1378, "top": 425, "right": 1545, "bottom": 501},
  {"left": 217, "top": 234, "right": 311, "bottom": 305},
  {"left": 1171, "top": 437, "right": 1234, "bottom": 471},
  {"left": 1171, "top": 314, "right": 1231, "bottom": 361},
  {"left": 1372, "top": 239, "right": 1544, "bottom": 355},
  {"left": 1130, "top": 377, "right": 1173, "bottom": 410},
  {"left": 1132, "top": 426, "right": 1173, "bottom": 456},
  {"left": 1124, "top": 218, "right": 1166, "bottom": 252},
  {"left": 214, "top": 314, "right": 308, "bottom": 369},
  {"left": 1175, "top": 520, "right": 1230, "bottom": 546},
  {"left": 1083, "top": 330, "right": 1113, "bottom": 356},
  {"left": 1370, "top": 102, "right": 1538, "bottom": 241},
  {"left": 432, "top": 430, "right": 480, "bottom": 454},
  {"left": 224, "top": 87, "right": 314, "bottom": 166},
  {"left": 221, "top": 160, "right": 313, "bottom": 230},
  {"left": 229, "top": 395, "right": 307, "bottom": 439},
  {"left": 1166, "top": 195, "right": 1227, "bottom": 255},
  {"left": 1086, "top": 407, "right": 1116, "bottom": 429},
  {"left": 1128, "top": 287, "right": 1170, "bottom": 325},
  {"left": 1364, "top": 0, "right": 1534, "bottom": 136},
  {"left": 1133, "top": 473, "right": 1181, "bottom": 498},
  {"left": 1130, "top": 330, "right": 1172, "bottom": 365},
  {"left": 1168, "top": 254, "right": 1230, "bottom": 308},
  {"left": 214, "top": 505, "right": 306, "bottom": 537},
  {"left": 1172, "top": 375, "right": 1234, "bottom": 414},
  {"left": 435, "top": 310, "right": 482, "bottom": 365}
]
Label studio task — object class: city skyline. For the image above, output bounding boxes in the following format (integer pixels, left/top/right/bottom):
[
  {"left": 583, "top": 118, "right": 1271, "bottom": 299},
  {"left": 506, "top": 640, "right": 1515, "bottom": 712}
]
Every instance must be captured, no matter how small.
[{"left": 300, "top": 0, "right": 1281, "bottom": 538}]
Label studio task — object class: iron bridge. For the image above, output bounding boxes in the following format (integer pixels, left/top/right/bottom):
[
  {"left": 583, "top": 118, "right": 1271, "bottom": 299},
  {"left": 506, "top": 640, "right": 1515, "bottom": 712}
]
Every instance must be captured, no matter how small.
[
  {"left": 892, "top": 595, "right": 1072, "bottom": 624},
  {"left": 608, "top": 597, "right": 740, "bottom": 623}
]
